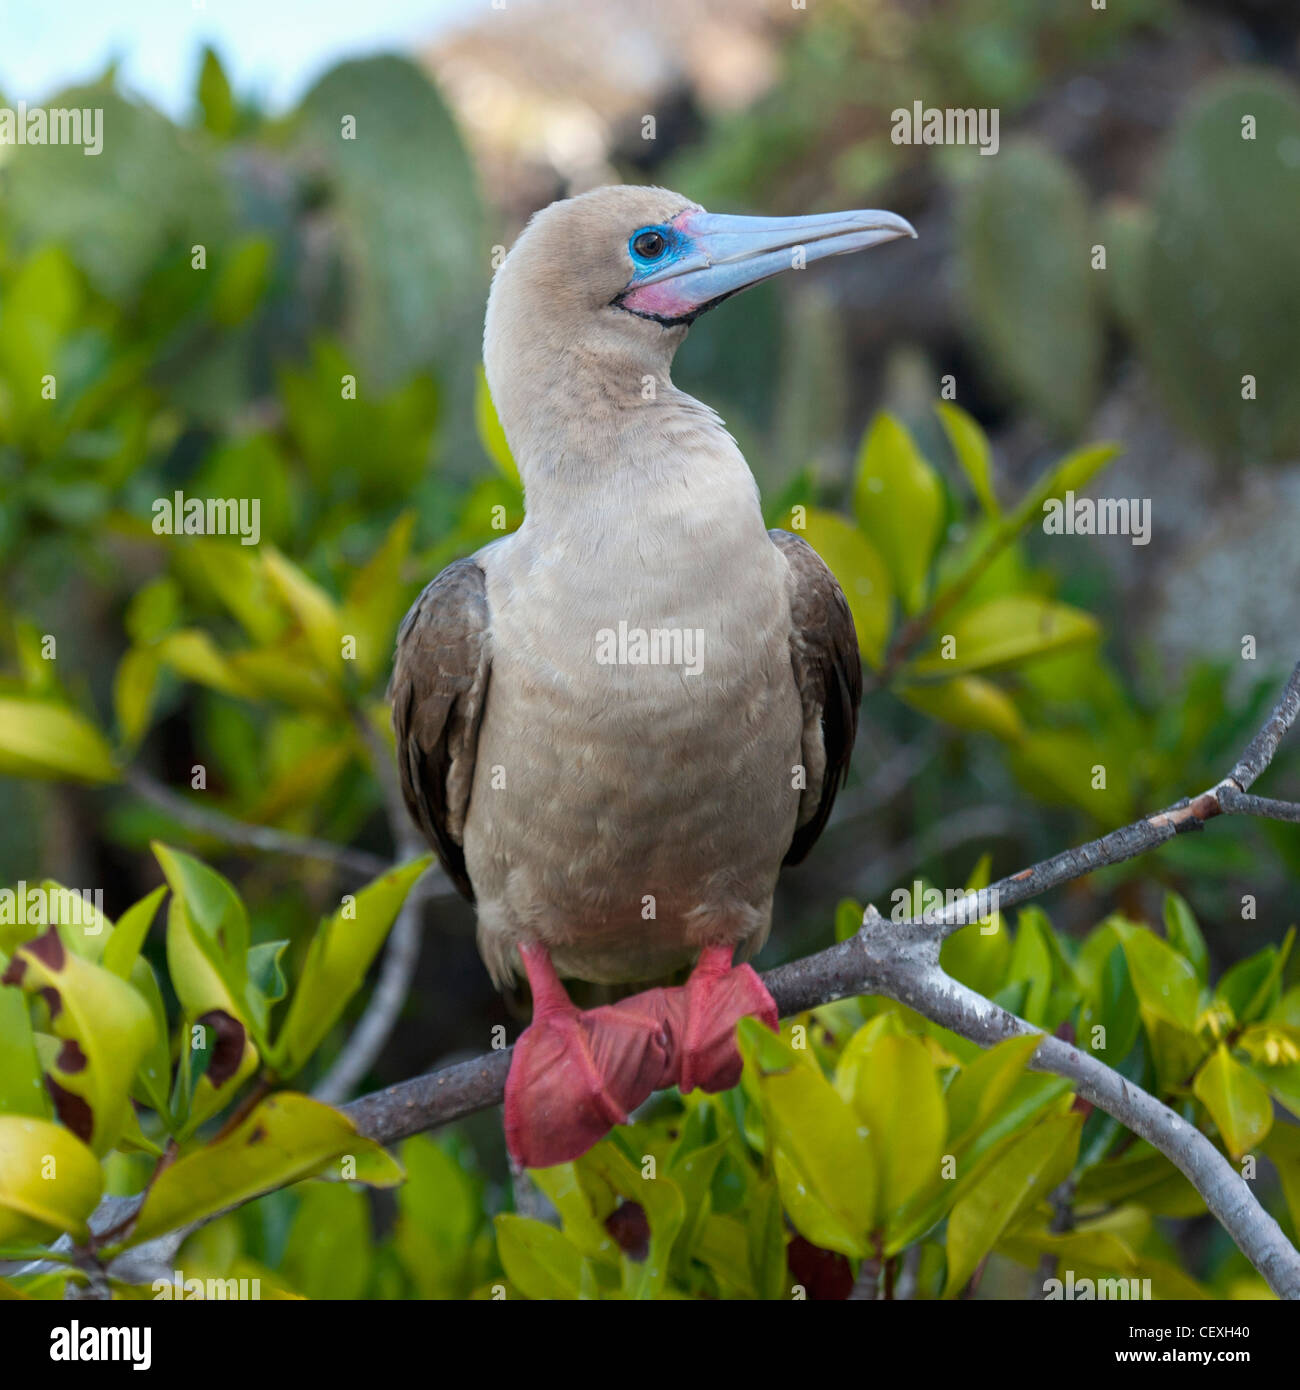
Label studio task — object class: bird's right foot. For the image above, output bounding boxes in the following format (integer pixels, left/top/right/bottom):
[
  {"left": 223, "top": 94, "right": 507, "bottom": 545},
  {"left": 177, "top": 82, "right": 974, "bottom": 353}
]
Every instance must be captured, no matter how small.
[{"left": 504, "top": 944, "right": 673, "bottom": 1169}]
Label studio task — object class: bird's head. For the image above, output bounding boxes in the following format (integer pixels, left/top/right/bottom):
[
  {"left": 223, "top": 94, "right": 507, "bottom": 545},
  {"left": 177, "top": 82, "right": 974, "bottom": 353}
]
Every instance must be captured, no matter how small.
[{"left": 484, "top": 185, "right": 915, "bottom": 462}]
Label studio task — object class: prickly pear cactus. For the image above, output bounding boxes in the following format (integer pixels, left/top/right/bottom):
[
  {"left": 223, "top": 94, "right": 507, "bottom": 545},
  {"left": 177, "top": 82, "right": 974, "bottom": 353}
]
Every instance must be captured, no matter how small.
[{"left": 1139, "top": 72, "right": 1300, "bottom": 464}]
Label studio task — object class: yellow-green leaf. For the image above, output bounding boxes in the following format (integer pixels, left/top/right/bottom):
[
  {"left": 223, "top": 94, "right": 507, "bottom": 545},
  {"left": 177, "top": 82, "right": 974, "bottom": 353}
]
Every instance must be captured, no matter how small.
[
  {"left": 910, "top": 596, "right": 1098, "bottom": 678},
  {"left": 0, "top": 1116, "right": 102, "bottom": 1243},
  {"left": 274, "top": 857, "right": 431, "bottom": 1075},
  {"left": 739, "top": 1018, "right": 876, "bottom": 1256},
  {"left": 900, "top": 674, "right": 1025, "bottom": 742},
  {"left": 853, "top": 412, "right": 945, "bottom": 615},
  {"left": 777, "top": 506, "right": 891, "bottom": 668},
  {"left": 112, "top": 647, "right": 159, "bottom": 751},
  {"left": 0, "top": 700, "right": 118, "bottom": 784},
  {"left": 102, "top": 887, "right": 167, "bottom": 980},
  {"left": 1193, "top": 1045, "right": 1273, "bottom": 1160},
  {"left": 0, "top": 988, "right": 50, "bottom": 1119},
  {"left": 850, "top": 1033, "right": 947, "bottom": 1217},
  {"left": 340, "top": 511, "right": 416, "bottom": 681},
  {"left": 943, "top": 1111, "right": 1080, "bottom": 1297},
  {"left": 3, "top": 932, "right": 154, "bottom": 1154},
  {"left": 945, "top": 1033, "right": 1045, "bottom": 1144},
  {"left": 262, "top": 549, "right": 344, "bottom": 676},
  {"left": 495, "top": 1214, "right": 586, "bottom": 1299},
  {"left": 156, "top": 630, "right": 259, "bottom": 700},
  {"left": 126, "top": 1093, "right": 402, "bottom": 1247},
  {"left": 936, "top": 401, "right": 999, "bottom": 517}
]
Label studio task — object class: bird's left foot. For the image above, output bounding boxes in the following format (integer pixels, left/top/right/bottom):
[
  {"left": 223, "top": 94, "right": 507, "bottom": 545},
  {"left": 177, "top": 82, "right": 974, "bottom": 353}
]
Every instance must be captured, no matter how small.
[{"left": 674, "top": 945, "right": 778, "bottom": 1094}]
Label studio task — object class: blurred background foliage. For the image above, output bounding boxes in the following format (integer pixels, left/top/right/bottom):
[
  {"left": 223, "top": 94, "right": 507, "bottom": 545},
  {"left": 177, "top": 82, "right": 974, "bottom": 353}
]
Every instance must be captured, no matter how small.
[{"left": 1, "top": 0, "right": 1299, "bottom": 1297}]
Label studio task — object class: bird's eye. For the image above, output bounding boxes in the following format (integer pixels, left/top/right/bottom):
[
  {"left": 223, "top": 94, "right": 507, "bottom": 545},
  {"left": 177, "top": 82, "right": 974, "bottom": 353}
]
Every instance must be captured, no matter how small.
[{"left": 632, "top": 229, "right": 667, "bottom": 260}]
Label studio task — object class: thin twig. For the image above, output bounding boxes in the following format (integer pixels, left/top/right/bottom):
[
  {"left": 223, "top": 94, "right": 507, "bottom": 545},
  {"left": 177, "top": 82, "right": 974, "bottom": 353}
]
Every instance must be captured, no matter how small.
[
  {"left": 125, "top": 765, "right": 390, "bottom": 879},
  {"left": 312, "top": 724, "right": 436, "bottom": 1104}
]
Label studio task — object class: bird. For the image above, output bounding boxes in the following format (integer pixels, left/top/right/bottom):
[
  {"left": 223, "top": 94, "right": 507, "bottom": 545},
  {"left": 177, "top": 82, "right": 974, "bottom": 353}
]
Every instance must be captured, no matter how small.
[{"left": 390, "top": 185, "right": 915, "bottom": 1168}]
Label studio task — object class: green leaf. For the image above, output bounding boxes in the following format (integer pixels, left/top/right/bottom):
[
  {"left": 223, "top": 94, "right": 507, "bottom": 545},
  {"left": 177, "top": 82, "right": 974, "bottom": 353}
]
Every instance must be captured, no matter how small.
[
  {"left": 393, "top": 1135, "right": 484, "bottom": 1298},
  {"left": 156, "top": 844, "right": 250, "bottom": 1011},
  {"left": 739, "top": 1019, "right": 876, "bottom": 1257},
  {"left": 0, "top": 699, "right": 118, "bottom": 784},
  {"left": 945, "top": 1033, "right": 1045, "bottom": 1144},
  {"left": 247, "top": 941, "right": 290, "bottom": 1010},
  {"left": 936, "top": 402, "right": 999, "bottom": 517},
  {"left": 273, "top": 857, "right": 431, "bottom": 1075},
  {"left": 340, "top": 511, "right": 416, "bottom": 681},
  {"left": 0, "top": 1116, "right": 102, "bottom": 1244},
  {"left": 1262, "top": 1123, "right": 1300, "bottom": 1236},
  {"left": 156, "top": 630, "right": 259, "bottom": 700},
  {"left": 1112, "top": 921, "right": 1200, "bottom": 1031},
  {"left": 943, "top": 1111, "right": 1081, "bottom": 1297},
  {"left": 196, "top": 45, "right": 237, "bottom": 137},
  {"left": 909, "top": 596, "right": 1098, "bottom": 679},
  {"left": 495, "top": 1214, "right": 586, "bottom": 1300},
  {"left": 1163, "top": 892, "right": 1208, "bottom": 984},
  {"left": 1193, "top": 1045, "right": 1273, "bottom": 1160},
  {"left": 834, "top": 898, "right": 865, "bottom": 943},
  {"left": 126, "top": 1093, "right": 402, "bottom": 1247},
  {"left": 849, "top": 1033, "right": 946, "bottom": 1218},
  {"left": 853, "top": 412, "right": 944, "bottom": 615},
  {"left": 102, "top": 887, "right": 167, "bottom": 980},
  {"left": 112, "top": 647, "right": 159, "bottom": 752},
  {"left": 281, "top": 1183, "right": 372, "bottom": 1299},
  {"left": 0, "top": 989, "right": 49, "bottom": 1119},
  {"left": 1217, "top": 931, "right": 1294, "bottom": 1026},
  {"left": 777, "top": 506, "right": 892, "bottom": 668},
  {"left": 577, "top": 1140, "right": 685, "bottom": 1300},
  {"left": 899, "top": 675, "right": 1025, "bottom": 742},
  {"left": 262, "top": 549, "right": 344, "bottom": 677},
  {"left": 211, "top": 237, "right": 273, "bottom": 326}
]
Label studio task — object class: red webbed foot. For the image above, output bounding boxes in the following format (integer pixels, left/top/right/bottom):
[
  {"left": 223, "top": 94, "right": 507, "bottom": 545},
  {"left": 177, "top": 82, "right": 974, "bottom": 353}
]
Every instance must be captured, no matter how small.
[
  {"left": 674, "top": 944, "right": 779, "bottom": 1094},
  {"left": 504, "top": 944, "right": 673, "bottom": 1168}
]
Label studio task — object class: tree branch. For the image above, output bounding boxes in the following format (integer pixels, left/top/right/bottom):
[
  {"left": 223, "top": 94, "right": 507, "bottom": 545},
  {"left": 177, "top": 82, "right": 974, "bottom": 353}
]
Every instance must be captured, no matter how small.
[
  {"left": 343, "top": 659, "right": 1300, "bottom": 1298},
  {"left": 124, "top": 766, "right": 391, "bottom": 880}
]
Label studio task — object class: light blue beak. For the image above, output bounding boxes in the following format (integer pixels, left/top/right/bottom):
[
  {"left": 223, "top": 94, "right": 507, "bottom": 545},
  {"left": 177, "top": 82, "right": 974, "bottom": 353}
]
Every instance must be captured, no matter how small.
[{"left": 618, "top": 206, "right": 916, "bottom": 323}]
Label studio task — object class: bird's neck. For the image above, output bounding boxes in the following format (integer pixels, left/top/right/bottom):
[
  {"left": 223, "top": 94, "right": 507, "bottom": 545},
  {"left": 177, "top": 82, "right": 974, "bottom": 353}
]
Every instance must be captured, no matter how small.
[{"left": 503, "top": 366, "right": 765, "bottom": 538}]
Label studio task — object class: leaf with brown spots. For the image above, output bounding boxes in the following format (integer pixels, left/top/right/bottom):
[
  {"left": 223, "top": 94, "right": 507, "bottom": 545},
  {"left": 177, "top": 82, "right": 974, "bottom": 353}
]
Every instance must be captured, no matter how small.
[
  {"left": 3, "top": 929, "right": 155, "bottom": 1154},
  {"left": 126, "top": 1093, "right": 402, "bottom": 1248}
]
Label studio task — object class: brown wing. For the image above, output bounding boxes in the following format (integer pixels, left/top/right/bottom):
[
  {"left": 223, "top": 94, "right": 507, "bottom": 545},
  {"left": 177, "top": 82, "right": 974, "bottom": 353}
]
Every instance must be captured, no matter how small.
[
  {"left": 389, "top": 557, "right": 491, "bottom": 902},
  {"left": 769, "top": 529, "right": 863, "bottom": 866}
]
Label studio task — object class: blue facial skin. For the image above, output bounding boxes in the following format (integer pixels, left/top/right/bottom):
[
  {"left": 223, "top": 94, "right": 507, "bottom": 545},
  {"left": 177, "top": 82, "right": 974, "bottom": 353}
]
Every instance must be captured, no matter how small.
[{"left": 626, "top": 224, "right": 689, "bottom": 278}]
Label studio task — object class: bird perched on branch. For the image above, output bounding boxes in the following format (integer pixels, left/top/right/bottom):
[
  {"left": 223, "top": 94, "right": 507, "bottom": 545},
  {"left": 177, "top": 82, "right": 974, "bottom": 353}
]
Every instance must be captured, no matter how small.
[{"left": 391, "top": 185, "right": 914, "bottom": 1168}]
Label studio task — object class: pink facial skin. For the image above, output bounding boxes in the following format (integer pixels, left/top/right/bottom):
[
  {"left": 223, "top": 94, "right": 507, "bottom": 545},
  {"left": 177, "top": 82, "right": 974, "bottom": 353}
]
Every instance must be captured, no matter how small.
[{"left": 617, "top": 279, "right": 700, "bottom": 319}]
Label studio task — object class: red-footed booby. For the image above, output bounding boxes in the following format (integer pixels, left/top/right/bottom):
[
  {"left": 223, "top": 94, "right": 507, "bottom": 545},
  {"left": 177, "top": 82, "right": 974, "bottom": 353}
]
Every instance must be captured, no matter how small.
[{"left": 391, "top": 186, "right": 915, "bottom": 1168}]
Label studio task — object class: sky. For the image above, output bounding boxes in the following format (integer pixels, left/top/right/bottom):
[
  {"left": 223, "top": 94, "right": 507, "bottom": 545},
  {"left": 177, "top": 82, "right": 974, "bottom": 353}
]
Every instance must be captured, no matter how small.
[{"left": 0, "top": 0, "right": 474, "bottom": 117}]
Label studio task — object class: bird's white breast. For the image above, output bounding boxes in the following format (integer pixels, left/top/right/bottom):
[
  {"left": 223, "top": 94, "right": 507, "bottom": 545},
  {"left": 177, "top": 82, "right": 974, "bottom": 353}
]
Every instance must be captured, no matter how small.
[{"left": 464, "top": 424, "right": 803, "bottom": 985}]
